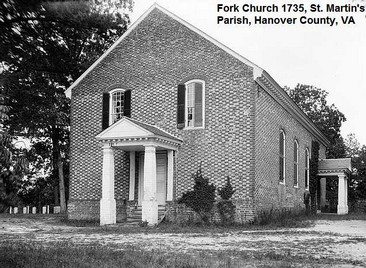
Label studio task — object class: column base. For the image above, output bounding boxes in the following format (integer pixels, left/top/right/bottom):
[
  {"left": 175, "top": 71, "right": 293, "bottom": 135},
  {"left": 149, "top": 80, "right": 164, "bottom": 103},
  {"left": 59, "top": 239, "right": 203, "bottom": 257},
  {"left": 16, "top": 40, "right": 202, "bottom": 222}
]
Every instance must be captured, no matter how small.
[
  {"left": 142, "top": 200, "right": 158, "bottom": 225},
  {"left": 337, "top": 205, "right": 348, "bottom": 215},
  {"left": 100, "top": 198, "right": 116, "bottom": 225}
]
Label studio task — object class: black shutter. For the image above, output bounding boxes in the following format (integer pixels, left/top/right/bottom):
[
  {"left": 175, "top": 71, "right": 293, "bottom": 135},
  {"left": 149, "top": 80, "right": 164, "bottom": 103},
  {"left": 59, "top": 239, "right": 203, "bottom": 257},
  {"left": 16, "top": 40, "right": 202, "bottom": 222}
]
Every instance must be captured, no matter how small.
[
  {"left": 124, "top": 90, "right": 131, "bottom": 118},
  {"left": 177, "top": 84, "right": 185, "bottom": 129},
  {"left": 102, "top": 93, "right": 110, "bottom": 130}
]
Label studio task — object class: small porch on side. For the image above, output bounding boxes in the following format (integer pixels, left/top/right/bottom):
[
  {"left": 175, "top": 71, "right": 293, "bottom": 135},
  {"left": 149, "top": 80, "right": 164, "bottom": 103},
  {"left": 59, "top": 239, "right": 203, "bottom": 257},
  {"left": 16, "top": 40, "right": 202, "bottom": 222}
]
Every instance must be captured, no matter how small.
[
  {"left": 96, "top": 117, "right": 182, "bottom": 226},
  {"left": 318, "top": 158, "right": 352, "bottom": 215}
]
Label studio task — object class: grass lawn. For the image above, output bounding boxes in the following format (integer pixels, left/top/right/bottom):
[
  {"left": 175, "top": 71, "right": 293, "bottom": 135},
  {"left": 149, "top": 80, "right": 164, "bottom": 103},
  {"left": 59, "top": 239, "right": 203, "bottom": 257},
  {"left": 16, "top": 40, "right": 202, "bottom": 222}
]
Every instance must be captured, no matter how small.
[
  {"left": 1, "top": 212, "right": 365, "bottom": 267},
  {"left": 0, "top": 240, "right": 351, "bottom": 268}
]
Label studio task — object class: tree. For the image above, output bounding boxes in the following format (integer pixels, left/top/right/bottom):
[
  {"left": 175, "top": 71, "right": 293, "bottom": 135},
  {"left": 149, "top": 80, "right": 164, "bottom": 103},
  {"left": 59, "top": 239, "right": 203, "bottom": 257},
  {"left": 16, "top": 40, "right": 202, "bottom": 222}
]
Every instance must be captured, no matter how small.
[
  {"left": 1, "top": 0, "right": 133, "bottom": 213},
  {"left": 217, "top": 177, "right": 236, "bottom": 224},
  {"left": 178, "top": 168, "right": 216, "bottom": 224},
  {"left": 309, "top": 140, "right": 319, "bottom": 214},
  {"left": 285, "top": 84, "right": 347, "bottom": 158},
  {"left": 344, "top": 134, "right": 366, "bottom": 206}
]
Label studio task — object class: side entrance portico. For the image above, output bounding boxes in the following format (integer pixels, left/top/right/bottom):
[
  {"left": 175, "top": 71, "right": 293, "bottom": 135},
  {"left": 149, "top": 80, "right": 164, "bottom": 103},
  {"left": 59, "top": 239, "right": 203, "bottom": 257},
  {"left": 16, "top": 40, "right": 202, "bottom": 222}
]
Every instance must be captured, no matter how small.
[
  {"left": 96, "top": 118, "right": 182, "bottom": 225},
  {"left": 318, "top": 158, "right": 352, "bottom": 215}
]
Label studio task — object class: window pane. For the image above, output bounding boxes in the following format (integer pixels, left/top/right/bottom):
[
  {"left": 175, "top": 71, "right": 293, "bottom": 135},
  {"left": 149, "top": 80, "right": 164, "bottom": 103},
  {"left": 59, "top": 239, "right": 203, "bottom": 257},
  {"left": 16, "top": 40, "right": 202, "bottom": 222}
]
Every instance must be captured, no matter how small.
[
  {"left": 279, "top": 157, "right": 284, "bottom": 181},
  {"left": 195, "top": 104, "right": 202, "bottom": 127},
  {"left": 111, "top": 91, "right": 124, "bottom": 123},
  {"left": 194, "top": 83, "right": 203, "bottom": 127},
  {"left": 294, "top": 142, "right": 298, "bottom": 162},
  {"left": 294, "top": 163, "right": 298, "bottom": 185},
  {"left": 279, "top": 132, "right": 284, "bottom": 155},
  {"left": 305, "top": 170, "right": 308, "bottom": 188},
  {"left": 187, "top": 84, "right": 194, "bottom": 107}
]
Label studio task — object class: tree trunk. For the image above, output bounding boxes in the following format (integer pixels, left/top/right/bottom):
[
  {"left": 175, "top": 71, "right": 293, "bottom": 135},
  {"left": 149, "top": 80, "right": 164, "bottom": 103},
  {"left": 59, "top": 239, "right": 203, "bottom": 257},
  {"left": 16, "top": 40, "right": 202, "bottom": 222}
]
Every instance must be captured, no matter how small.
[
  {"left": 57, "top": 151, "right": 66, "bottom": 213},
  {"left": 51, "top": 127, "right": 67, "bottom": 214}
]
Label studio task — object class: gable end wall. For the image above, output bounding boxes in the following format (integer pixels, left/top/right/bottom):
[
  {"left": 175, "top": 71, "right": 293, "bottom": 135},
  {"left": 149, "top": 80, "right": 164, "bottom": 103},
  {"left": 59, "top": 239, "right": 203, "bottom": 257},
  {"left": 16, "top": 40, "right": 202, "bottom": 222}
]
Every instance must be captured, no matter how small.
[{"left": 69, "top": 8, "right": 257, "bottom": 221}]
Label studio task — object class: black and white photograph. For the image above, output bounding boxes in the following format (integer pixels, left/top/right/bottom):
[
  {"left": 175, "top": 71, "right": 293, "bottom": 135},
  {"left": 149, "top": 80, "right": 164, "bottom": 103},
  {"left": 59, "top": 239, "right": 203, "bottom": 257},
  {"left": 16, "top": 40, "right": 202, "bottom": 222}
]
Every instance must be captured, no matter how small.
[{"left": 1, "top": 0, "right": 365, "bottom": 267}]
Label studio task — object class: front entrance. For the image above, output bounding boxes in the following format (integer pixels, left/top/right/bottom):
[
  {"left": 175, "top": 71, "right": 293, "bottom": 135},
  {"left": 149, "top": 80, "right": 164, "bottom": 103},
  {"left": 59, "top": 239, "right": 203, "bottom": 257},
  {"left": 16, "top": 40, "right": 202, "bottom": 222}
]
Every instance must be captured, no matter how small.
[{"left": 138, "top": 152, "right": 167, "bottom": 206}]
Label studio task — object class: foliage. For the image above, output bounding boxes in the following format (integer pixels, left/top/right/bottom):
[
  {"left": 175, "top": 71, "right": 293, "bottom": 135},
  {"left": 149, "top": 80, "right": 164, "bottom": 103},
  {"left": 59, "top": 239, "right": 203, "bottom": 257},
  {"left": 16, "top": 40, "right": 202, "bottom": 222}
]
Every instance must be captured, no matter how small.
[
  {"left": 218, "top": 176, "right": 236, "bottom": 200},
  {"left": 285, "top": 84, "right": 346, "bottom": 158},
  {"left": 0, "top": 0, "right": 133, "bottom": 212},
  {"left": 309, "top": 140, "right": 319, "bottom": 214},
  {"left": 217, "top": 177, "right": 236, "bottom": 224},
  {"left": 0, "top": 134, "right": 29, "bottom": 212},
  {"left": 178, "top": 169, "right": 216, "bottom": 224},
  {"left": 344, "top": 134, "right": 366, "bottom": 205}
]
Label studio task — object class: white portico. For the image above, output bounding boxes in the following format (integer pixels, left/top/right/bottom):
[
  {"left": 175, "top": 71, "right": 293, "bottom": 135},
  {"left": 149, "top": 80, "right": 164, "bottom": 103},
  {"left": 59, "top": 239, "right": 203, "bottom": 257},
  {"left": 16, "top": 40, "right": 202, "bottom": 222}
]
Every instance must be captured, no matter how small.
[
  {"left": 96, "top": 118, "right": 182, "bottom": 226},
  {"left": 318, "top": 158, "right": 352, "bottom": 215}
]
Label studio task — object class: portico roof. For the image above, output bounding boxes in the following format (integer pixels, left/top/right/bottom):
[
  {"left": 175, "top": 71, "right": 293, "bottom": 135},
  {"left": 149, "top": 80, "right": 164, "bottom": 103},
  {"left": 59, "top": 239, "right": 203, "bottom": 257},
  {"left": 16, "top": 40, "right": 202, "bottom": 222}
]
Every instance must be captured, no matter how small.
[
  {"left": 318, "top": 158, "right": 352, "bottom": 175},
  {"left": 96, "top": 117, "right": 182, "bottom": 151}
]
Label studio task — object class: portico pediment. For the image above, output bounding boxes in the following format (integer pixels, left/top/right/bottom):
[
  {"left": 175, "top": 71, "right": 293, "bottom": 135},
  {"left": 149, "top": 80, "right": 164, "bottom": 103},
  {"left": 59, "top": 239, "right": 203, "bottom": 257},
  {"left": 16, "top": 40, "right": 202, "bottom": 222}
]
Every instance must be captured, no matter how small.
[
  {"left": 318, "top": 158, "right": 352, "bottom": 176},
  {"left": 96, "top": 117, "right": 182, "bottom": 151}
]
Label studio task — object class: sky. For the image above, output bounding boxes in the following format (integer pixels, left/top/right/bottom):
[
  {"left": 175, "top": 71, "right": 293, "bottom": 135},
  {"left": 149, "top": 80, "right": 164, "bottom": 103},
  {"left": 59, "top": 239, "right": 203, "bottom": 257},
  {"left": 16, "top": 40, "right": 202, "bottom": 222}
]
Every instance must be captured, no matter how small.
[{"left": 129, "top": 0, "right": 366, "bottom": 146}]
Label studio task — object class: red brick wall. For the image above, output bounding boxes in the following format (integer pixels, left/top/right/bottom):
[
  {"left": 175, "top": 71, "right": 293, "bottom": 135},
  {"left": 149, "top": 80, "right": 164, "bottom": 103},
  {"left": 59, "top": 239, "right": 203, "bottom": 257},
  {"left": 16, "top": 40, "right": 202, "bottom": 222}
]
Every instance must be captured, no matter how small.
[
  {"left": 254, "top": 83, "right": 327, "bottom": 213},
  {"left": 69, "top": 8, "right": 256, "bottom": 220}
]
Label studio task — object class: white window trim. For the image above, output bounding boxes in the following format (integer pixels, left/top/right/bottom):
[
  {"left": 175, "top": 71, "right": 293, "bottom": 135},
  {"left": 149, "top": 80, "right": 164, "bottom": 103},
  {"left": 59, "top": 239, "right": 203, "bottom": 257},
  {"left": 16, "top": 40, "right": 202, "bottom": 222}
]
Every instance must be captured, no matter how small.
[
  {"left": 294, "top": 139, "right": 299, "bottom": 188},
  {"left": 305, "top": 148, "right": 310, "bottom": 190},
  {"left": 109, "top": 88, "right": 126, "bottom": 125},
  {"left": 184, "top": 79, "right": 205, "bottom": 130},
  {"left": 279, "top": 129, "right": 286, "bottom": 185}
]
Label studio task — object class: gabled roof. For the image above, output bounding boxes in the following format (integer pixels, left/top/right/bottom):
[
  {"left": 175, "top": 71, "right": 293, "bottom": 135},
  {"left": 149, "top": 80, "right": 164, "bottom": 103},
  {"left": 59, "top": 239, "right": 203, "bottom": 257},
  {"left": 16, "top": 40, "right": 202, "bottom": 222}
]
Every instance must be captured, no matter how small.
[
  {"left": 64, "top": 3, "right": 263, "bottom": 98},
  {"left": 66, "top": 3, "right": 329, "bottom": 147},
  {"left": 96, "top": 117, "right": 182, "bottom": 144}
]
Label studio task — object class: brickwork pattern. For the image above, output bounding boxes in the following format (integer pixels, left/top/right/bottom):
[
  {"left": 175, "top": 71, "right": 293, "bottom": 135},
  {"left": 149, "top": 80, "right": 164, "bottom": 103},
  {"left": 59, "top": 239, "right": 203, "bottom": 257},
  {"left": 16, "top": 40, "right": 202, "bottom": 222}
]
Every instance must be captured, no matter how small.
[
  {"left": 254, "top": 83, "right": 327, "bottom": 213},
  {"left": 69, "top": 8, "right": 256, "bottom": 220}
]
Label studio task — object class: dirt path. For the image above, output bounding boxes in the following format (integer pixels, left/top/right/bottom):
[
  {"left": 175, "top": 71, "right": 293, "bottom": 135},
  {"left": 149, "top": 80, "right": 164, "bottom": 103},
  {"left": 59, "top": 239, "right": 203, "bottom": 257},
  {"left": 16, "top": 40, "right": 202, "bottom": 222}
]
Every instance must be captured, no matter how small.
[{"left": 0, "top": 215, "right": 365, "bottom": 267}]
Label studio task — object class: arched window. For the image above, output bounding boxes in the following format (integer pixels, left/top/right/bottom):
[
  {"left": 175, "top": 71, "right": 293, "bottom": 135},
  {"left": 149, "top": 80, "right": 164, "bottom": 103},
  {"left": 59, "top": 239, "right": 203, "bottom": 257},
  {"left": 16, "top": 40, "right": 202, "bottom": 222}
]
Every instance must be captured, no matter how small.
[
  {"left": 177, "top": 80, "right": 205, "bottom": 129},
  {"left": 110, "top": 90, "right": 126, "bottom": 124},
  {"left": 305, "top": 148, "right": 310, "bottom": 189},
  {"left": 279, "top": 130, "right": 286, "bottom": 183},
  {"left": 102, "top": 89, "right": 131, "bottom": 130},
  {"left": 293, "top": 140, "right": 299, "bottom": 187}
]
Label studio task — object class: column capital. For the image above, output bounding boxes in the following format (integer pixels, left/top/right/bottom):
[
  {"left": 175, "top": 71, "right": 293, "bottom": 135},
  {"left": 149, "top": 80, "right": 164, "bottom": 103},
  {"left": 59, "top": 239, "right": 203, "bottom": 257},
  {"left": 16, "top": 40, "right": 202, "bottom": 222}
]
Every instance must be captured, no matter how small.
[
  {"left": 144, "top": 144, "right": 157, "bottom": 153},
  {"left": 102, "top": 143, "right": 113, "bottom": 150},
  {"left": 338, "top": 174, "right": 347, "bottom": 180}
]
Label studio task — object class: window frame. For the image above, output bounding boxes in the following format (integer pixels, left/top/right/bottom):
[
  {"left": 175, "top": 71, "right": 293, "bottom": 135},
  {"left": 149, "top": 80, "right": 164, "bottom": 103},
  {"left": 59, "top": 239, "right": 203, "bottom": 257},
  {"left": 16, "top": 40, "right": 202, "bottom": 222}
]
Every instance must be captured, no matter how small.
[
  {"left": 184, "top": 79, "right": 205, "bottom": 130},
  {"left": 293, "top": 139, "right": 299, "bottom": 188},
  {"left": 279, "top": 129, "right": 286, "bottom": 184},
  {"left": 109, "top": 88, "right": 126, "bottom": 125},
  {"left": 305, "top": 148, "right": 310, "bottom": 190}
]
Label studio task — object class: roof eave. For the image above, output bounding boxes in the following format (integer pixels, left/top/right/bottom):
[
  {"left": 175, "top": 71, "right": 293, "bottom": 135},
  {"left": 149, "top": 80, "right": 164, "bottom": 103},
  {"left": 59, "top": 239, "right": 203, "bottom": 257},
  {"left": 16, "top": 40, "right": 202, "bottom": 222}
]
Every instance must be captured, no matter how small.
[{"left": 257, "top": 71, "right": 330, "bottom": 147}]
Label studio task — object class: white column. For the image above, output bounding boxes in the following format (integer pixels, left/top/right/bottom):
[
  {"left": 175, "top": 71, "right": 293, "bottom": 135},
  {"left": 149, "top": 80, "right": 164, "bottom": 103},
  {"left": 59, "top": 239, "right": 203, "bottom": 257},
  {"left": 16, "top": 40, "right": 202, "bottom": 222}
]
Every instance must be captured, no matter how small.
[
  {"left": 345, "top": 176, "right": 349, "bottom": 214},
  {"left": 167, "top": 150, "right": 174, "bottom": 201},
  {"left": 142, "top": 145, "right": 158, "bottom": 225},
  {"left": 100, "top": 144, "right": 116, "bottom": 225},
  {"left": 129, "top": 151, "right": 136, "bottom": 201},
  {"left": 320, "top": 177, "right": 326, "bottom": 208},
  {"left": 337, "top": 174, "right": 348, "bottom": 215}
]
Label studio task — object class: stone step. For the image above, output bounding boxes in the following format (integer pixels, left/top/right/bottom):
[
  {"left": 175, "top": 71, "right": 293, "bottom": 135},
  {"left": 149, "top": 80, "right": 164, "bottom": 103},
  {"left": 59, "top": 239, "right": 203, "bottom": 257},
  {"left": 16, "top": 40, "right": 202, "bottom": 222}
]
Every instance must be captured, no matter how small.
[{"left": 127, "top": 206, "right": 167, "bottom": 223}]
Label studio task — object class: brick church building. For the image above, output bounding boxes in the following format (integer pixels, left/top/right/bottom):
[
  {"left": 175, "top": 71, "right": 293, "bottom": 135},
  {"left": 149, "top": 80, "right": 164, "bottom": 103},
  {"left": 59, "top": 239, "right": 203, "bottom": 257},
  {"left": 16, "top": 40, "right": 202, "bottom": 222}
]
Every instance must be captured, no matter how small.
[{"left": 65, "top": 4, "right": 350, "bottom": 225}]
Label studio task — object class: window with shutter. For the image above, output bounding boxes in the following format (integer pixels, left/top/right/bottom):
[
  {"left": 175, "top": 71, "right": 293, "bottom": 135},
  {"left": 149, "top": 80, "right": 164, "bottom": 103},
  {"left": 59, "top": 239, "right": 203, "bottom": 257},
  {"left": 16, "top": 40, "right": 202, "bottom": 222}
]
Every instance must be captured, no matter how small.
[
  {"left": 177, "top": 80, "right": 204, "bottom": 129},
  {"left": 104, "top": 89, "right": 131, "bottom": 127}
]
